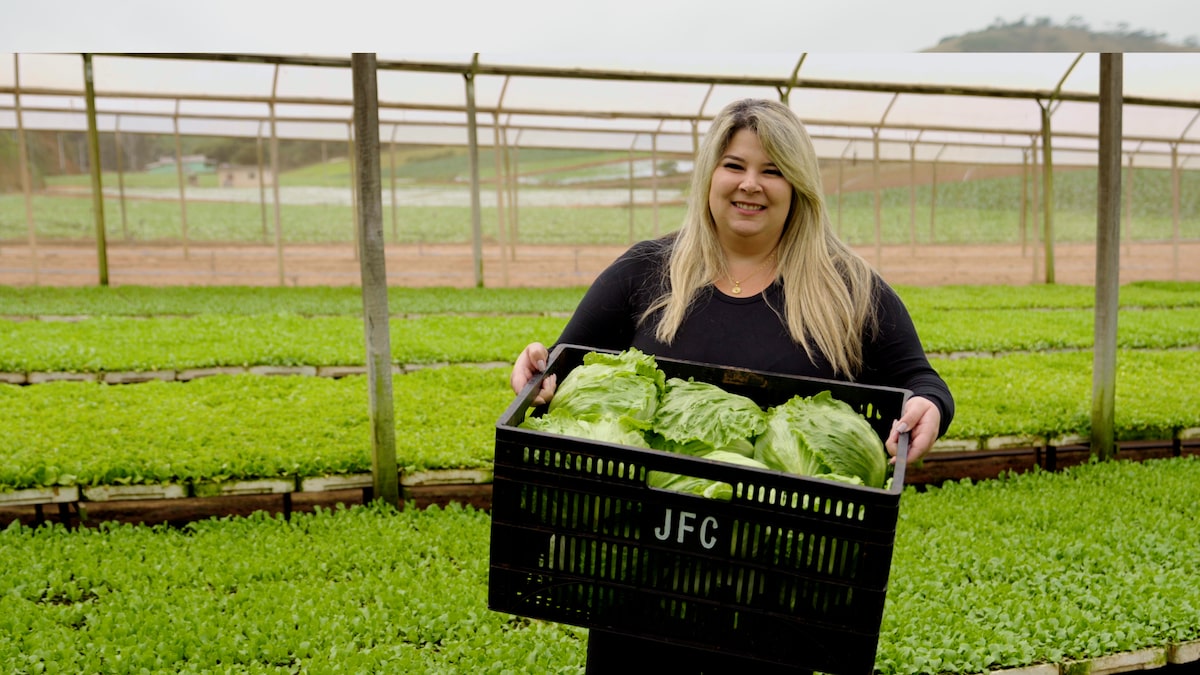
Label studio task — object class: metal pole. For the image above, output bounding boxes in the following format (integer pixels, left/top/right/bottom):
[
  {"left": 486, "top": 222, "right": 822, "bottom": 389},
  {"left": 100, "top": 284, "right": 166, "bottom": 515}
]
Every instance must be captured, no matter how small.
[
  {"left": 1091, "top": 53, "right": 1122, "bottom": 462},
  {"left": 651, "top": 129, "right": 660, "bottom": 237},
  {"left": 82, "top": 53, "right": 109, "bottom": 286},
  {"left": 492, "top": 76, "right": 511, "bottom": 283},
  {"left": 1020, "top": 148, "right": 1029, "bottom": 255},
  {"left": 348, "top": 123, "right": 360, "bottom": 261},
  {"left": 351, "top": 52, "right": 399, "bottom": 508},
  {"left": 929, "top": 155, "right": 938, "bottom": 242},
  {"left": 465, "top": 54, "right": 484, "bottom": 287},
  {"left": 1030, "top": 136, "right": 1041, "bottom": 283},
  {"left": 1035, "top": 56, "right": 1084, "bottom": 285},
  {"left": 114, "top": 115, "right": 129, "bottom": 240},
  {"left": 628, "top": 134, "right": 638, "bottom": 244},
  {"left": 838, "top": 141, "right": 851, "bottom": 236},
  {"left": 1124, "top": 153, "right": 1134, "bottom": 257},
  {"left": 389, "top": 124, "right": 398, "bottom": 243},
  {"left": 908, "top": 139, "right": 917, "bottom": 253},
  {"left": 1040, "top": 102, "right": 1056, "bottom": 283},
  {"left": 13, "top": 54, "right": 40, "bottom": 284},
  {"left": 269, "top": 65, "right": 285, "bottom": 285},
  {"left": 256, "top": 121, "right": 268, "bottom": 242},
  {"left": 493, "top": 114, "right": 509, "bottom": 285},
  {"left": 872, "top": 128, "right": 882, "bottom": 265},
  {"left": 505, "top": 123, "right": 518, "bottom": 261},
  {"left": 1171, "top": 144, "right": 1181, "bottom": 281},
  {"left": 872, "top": 95, "right": 898, "bottom": 267},
  {"left": 173, "top": 100, "right": 191, "bottom": 260}
]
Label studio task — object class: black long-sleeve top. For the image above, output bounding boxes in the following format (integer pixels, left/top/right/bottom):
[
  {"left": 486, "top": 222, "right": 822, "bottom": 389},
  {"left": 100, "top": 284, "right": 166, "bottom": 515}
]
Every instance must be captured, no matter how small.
[{"left": 555, "top": 237, "right": 955, "bottom": 437}]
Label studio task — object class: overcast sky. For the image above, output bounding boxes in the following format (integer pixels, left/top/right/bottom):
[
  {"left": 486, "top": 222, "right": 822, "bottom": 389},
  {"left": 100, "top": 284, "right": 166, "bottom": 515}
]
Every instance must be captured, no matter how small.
[{"left": 3, "top": 0, "right": 1198, "bottom": 53}]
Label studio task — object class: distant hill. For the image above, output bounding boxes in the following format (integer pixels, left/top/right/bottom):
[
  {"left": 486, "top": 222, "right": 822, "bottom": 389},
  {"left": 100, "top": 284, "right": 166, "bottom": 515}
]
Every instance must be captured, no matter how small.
[{"left": 925, "top": 16, "right": 1200, "bottom": 52}]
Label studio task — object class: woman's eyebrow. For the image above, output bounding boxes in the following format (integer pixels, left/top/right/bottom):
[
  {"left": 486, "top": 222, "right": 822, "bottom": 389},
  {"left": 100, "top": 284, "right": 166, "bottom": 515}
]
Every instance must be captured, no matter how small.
[{"left": 721, "top": 153, "right": 778, "bottom": 168}]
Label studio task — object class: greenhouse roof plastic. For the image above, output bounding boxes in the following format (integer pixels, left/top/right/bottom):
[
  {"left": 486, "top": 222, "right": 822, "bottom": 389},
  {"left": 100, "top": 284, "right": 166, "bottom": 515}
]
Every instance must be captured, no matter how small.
[{"left": 2, "top": 52, "right": 1198, "bottom": 168}]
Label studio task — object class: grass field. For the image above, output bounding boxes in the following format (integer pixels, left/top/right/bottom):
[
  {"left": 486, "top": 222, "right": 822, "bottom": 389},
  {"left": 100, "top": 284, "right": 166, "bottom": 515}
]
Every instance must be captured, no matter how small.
[{"left": 5, "top": 152, "right": 1195, "bottom": 248}]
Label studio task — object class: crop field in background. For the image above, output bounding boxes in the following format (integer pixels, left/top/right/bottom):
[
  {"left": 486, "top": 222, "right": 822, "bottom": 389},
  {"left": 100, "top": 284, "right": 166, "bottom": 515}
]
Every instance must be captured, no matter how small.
[
  {"left": 2, "top": 148, "right": 1197, "bottom": 288},
  {"left": 4, "top": 160, "right": 1198, "bottom": 244}
]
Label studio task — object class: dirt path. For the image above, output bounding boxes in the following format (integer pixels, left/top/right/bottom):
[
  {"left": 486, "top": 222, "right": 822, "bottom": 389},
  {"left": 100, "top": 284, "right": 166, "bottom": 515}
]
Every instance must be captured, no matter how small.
[{"left": 2, "top": 240, "right": 1197, "bottom": 288}]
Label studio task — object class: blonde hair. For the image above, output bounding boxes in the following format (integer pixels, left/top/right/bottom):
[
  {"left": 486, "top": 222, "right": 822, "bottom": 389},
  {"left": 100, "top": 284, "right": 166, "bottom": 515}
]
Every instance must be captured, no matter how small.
[{"left": 647, "top": 98, "right": 878, "bottom": 377}]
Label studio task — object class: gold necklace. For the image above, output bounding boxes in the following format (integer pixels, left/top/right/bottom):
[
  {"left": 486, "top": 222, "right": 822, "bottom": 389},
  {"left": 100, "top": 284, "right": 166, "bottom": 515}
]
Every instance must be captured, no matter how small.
[{"left": 725, "top": 252, "right": 776, "bottom": 295}]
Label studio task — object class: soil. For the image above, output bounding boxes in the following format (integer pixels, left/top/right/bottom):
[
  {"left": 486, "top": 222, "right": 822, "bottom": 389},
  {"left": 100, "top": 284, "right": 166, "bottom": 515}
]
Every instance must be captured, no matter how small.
[{"left": 3, "top": 239, "right": 1197, "bottom": 288}]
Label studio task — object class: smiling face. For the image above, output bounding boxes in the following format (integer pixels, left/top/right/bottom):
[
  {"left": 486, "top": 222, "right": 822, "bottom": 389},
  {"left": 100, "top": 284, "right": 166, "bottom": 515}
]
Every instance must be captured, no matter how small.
[{"left": 707, "top": 127, "right": 793, "bottom": 250}]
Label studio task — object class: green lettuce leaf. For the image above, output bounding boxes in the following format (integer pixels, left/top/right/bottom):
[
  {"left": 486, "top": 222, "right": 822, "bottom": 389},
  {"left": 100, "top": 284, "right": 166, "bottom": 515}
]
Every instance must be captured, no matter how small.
[
  {"left": 650, "top": 377, "right": 766, "bottom": 457},
  {"left": 547, "top": 348, "right": 664, "bottom": 424},
  {"left": 519, "top": 411, "right": 650, "bottom": 448},
  {"left": 754, "top": 390, "right": 887, "bottom": 488},
  {"left": 648, "top": 450, "right": 771, "bottom": 500}
]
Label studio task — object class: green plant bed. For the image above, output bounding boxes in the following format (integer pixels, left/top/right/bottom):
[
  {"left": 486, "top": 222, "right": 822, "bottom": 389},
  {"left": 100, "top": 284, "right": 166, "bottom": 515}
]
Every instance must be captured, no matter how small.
[
  {"left": 0, "top": 295, "right": 1195, "bottom": 374},
  {"left": 3, "top": 305, "right": 1199, "bottom": 375},
  {"left": 936, "top": 349, "right": 1200, "bottom": 442},
  {"left": 0, "top": 503, "right": 588, "bottom": 674},
  {"left": 2, "top": 283, "right": 1196, "bottom": 320},
  {"left": 0, "top": 368, "right": 512, "bottom": 492},
  {"left": 0, "top": 284, "right": 589, "bottom": 317},
  {"left": 2, "top": 351, "right": 1199, "bottom": 494},
  {"left": 1, "top": 457, "right": 1197, "bottom": 674},
  {"left": 896, "top": 281, "right": 1200, "bottom": 311},
  {"left": 0, "top": 314, "right": 570, "bottom": 373},
  {"left": 913, "top": 307, "right": 1200, "bottom": 353},
  {"left": 879, "top": 456, "right": 1200, "bottom": 673}
]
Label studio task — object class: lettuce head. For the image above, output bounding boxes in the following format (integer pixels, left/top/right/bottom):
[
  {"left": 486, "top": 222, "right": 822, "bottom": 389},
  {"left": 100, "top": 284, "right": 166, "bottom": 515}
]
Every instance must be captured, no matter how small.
[
  {"left": 519, "top": 411, "right": 651, "bottom": 448},
  {"left": 547, "top": 348, "right": 665, "bottom": 425},
  {"left": 649, "top": 377, "right": 766, "bottom": 458},
  {"left": 754, "top": 391, "right": 888, "bottom": 488}
]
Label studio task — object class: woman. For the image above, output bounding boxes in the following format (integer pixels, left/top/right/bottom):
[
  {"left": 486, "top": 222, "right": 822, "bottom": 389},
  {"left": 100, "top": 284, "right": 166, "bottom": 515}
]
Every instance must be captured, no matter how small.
[
  {"left": 513, "top": 97, "right": 953, "bottom": 462},
  {"left": 512, "top": 98, "right": 954, "bottom": 672}
]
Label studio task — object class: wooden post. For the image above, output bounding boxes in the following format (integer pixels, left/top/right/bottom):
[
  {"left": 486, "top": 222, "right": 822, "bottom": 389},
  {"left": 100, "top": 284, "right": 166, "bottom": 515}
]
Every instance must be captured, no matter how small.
[
  {"left": 1020, "top": 148, "right": 1029, "bottom": 255},
  {"left": 173, "top": 100, "right": 191, "bottom": 260},
  {"left": 13, "top": 54, "right": 39, "bottom": 284},
  {"left": 1030, "top": 136, "right": 1041, "bottom": 282},
  {"left": 929, "top": 155, "right": 938, "bottom": 242},
  {"left": 908, "top": 140, "right": 917, "bottom": 253},
  {"left": 493, "top": 114, "right": 509, "bottom": 285},
  {"left": 506, "top": 126, "right": 519, "bottom": 260},
  {"left": 929, "top": 145, "right": 948, "bottom": 245},
  {"left": 492, "top": 76, "right": 511, "bottom": 281},
  {"left": 351, "top": 52, "right": 399, "bottom": 508},
  {"left": 82, "top": 53, "right": 109, "bottom": 286},
  {"left": 389, "top": 124, "right": 399, "bottom": 243},
  {"left": 256, "top": 121, "right": 269, "bottom": 243},
  {"left": 269, "top": 65, "right": 285, "bottom": 285},
  {"left": 628, "top": 134, "right": 638, "bottom": 244},
  {"left": 1040, "top": 103, "right": 1056, "bottom": 284},
  {"left": 872, "top": 128, "right": 882, "bottom": 266},
  {"left": 1123, "top": 153, "right": 1134, "bottom": 257},
  {"left": 1091, "top": 53, "right": 1122, "bottom": 462},
  {"left": 837, "top": 141, "right": 851, "bottom": 236},
  {"left": 651, "top": 131, "right": 660, "bottom": 237},
  {"left": 348, "top": 123, "right": 360, "bottom": 261},
  {"left": 114, "top": 115, "right": 129, "bottom": 240},
  {"left": 1171, "top": 144, "right": 1181, "bottom": 281},
  {"left": 464, "top": 55, "right": 484, "bottom": 288}
]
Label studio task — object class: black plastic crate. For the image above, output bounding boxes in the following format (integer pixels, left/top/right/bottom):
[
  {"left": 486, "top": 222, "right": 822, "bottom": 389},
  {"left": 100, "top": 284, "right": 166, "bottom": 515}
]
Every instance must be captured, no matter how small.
[{"left": 489, "top": 344, "right": 911, "bottom": 675}]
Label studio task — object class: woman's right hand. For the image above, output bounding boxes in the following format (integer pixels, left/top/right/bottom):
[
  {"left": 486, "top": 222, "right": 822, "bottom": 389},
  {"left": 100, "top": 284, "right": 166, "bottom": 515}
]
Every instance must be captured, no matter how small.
[{"left": 511, "top": 342, "right": 557, "bottom": 406}]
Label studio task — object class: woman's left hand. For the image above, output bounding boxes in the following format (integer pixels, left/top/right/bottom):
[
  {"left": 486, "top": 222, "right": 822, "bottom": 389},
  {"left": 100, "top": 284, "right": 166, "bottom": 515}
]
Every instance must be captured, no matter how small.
[{"left": 886, "top": 395, "right": 941, "bottom": 464}]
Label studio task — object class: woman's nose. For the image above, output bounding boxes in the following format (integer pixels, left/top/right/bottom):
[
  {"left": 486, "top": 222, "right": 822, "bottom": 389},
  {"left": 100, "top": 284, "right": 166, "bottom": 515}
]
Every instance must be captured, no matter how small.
[{"left": 740, "top": 175, "right": 761, "bottom": 193}]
